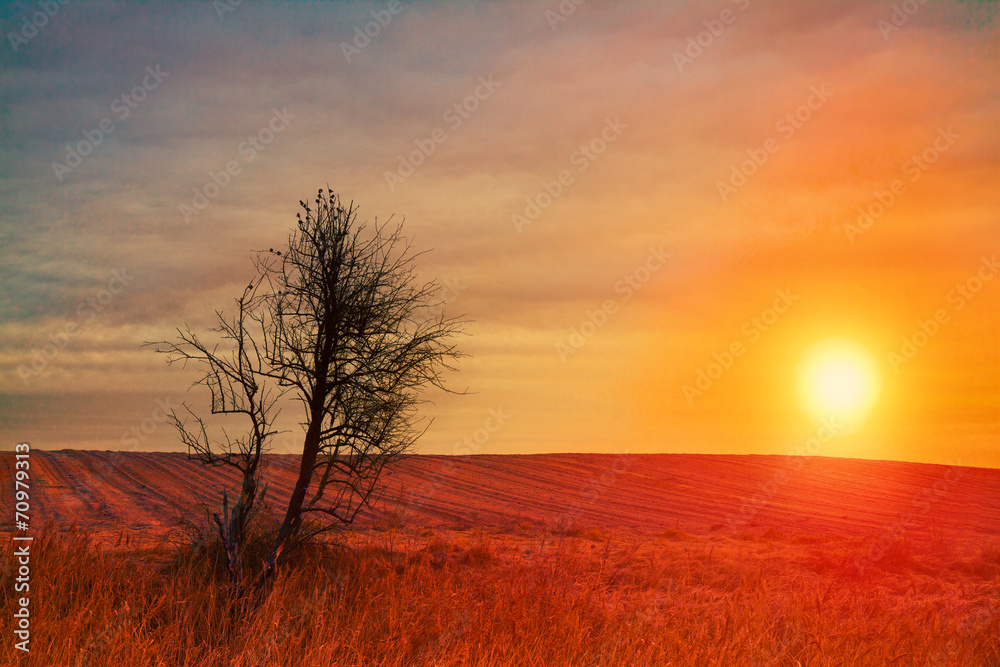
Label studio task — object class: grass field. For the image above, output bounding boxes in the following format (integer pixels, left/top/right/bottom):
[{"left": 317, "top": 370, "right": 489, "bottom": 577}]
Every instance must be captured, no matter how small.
[
  {"left": 2, "top": 451, "right": 999, "bottom": 665},
  {"left": 2, "top": 520, "right": 998, "bottom": 666}
]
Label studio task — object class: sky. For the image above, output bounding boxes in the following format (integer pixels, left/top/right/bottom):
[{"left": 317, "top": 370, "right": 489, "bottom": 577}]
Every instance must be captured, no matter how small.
[{"left": 0, "top": 0, "right": 997, "bottom": 467}]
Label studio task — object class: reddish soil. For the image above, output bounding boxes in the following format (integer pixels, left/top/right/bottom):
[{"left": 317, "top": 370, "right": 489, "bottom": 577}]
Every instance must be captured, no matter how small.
[{"left": 2, "top": 451, "right": 998, "bottom": 548}]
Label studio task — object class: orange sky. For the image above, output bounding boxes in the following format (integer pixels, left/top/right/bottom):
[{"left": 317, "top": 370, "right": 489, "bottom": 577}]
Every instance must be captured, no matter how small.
[{"left": 1, "top": 0, "right": 997, "bottom": 466}]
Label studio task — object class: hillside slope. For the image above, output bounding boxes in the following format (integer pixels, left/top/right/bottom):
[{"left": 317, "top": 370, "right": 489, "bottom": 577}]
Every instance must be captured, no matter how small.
[{"left": 3, "top": 451, "right": 998, "bottom": 546}]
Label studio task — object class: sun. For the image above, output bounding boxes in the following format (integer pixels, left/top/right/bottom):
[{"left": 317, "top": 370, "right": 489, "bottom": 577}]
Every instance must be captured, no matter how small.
[{"left": 796, "top": 338, "right": 882, "bottom": 431}]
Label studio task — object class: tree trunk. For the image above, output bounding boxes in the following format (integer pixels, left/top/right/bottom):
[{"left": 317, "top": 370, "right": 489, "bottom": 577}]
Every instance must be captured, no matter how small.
[{"left": 256, "top": 415, "right": 322, "bottom": 591}]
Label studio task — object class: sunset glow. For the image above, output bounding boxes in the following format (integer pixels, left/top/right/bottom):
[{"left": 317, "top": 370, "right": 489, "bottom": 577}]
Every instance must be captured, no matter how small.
[
  {"left": 796, "top": 338, "right": 882, "bottom": 432},
  {"left": 0, "top": 0, "right": 997, "bottom": 468}
]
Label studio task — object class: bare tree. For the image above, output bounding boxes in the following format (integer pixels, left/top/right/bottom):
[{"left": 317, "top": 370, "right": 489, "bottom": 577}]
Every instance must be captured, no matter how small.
[
  {"left": 149, "top": 276, "right": 282, "bottom": 592},
  {"left": 254, "top": 188, "right": 463, "bottom": 589}
]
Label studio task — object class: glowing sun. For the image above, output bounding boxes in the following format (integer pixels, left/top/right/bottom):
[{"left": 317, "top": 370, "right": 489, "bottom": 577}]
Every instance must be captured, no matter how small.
[{"left": 796, "top": 338, "right": 882, "bottom": 430}]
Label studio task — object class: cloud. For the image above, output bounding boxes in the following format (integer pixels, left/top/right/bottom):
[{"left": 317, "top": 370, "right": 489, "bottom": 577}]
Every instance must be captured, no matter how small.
[{"left": 1, "top": 0, "right": 996, "bottom": 462}]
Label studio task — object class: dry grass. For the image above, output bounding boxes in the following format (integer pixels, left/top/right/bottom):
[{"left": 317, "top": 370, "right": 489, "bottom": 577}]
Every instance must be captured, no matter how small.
[{"left": 2, "top": 524, "right": 998, "bottom": 666}]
